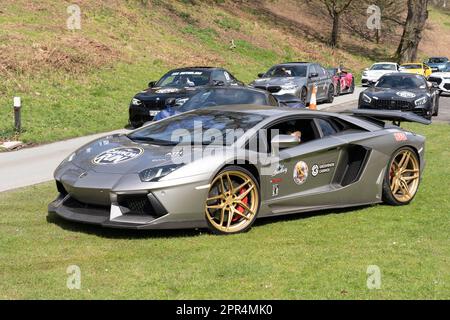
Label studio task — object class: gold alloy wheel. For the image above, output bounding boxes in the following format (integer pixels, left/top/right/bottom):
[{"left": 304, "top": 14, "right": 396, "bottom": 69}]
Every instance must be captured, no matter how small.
[
  {"left": 389, "top": 149, "right": 420, "bottom": 203},
  {"left": 205, "top": 170, "right": 259, "bottom": 234}
]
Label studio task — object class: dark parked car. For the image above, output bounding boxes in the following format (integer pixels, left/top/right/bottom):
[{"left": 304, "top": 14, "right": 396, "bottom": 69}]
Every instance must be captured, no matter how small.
[
  {"left": 358, "top": 73, "right": 439, "bottom": 119},
  {"left": 153, "top": 86, "right": 280, "bottom": 121},
  {"left": 249, "top": 62, "right": 335, "bottom": 105},
  {"left": 129, "top": 67, "right": 243, "bottom": 127}
]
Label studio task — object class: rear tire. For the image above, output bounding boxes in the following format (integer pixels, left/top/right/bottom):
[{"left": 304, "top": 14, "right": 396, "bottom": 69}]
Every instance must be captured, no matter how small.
[
  {"left": 325, "top": 84, "right": 334, "bottom": 103},
  {"left": 205, "top": 166, "right": 260, "bottom": 235},
  {"left": 382, "top": 147, "right": 421, "bottom": 206}
]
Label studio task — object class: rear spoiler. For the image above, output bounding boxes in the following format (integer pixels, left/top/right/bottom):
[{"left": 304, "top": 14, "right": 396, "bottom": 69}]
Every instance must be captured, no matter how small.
[{"left": 344, "top": 109, "right": 432, "bottom": 125}]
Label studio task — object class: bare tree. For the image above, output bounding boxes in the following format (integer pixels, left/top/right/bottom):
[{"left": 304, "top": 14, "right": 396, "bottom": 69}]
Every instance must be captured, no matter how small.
[
  {"left": 395, "top": 0, "right": 429, "bottom": 63},
  {"left": 316, "top": 0, "right": 355, "bottom": 47}
]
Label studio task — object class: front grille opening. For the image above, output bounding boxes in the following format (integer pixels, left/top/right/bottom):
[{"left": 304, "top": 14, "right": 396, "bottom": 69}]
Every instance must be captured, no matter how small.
[
  {"left": 117, "top": 194, "right": 167, "bottom": 217},
  {"left": 56, "top": 181, "right": 68, "bottom": 196}
]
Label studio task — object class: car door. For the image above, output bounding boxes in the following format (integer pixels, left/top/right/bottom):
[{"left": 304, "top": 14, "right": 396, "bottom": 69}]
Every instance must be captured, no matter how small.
[
  {"left": 318, "top": 65, "right": 331, "bottom": 97},
  {"left": 259, "top": 117, "right": 344, "bottom": 211},
  {"left": 307, "top": 65, "right": 323, "bottom": 99}
]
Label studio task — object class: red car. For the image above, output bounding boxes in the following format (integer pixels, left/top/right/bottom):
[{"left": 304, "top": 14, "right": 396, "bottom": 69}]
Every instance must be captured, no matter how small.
[{"left": 327, "top": 68, "right": 355, "bottom": 96}]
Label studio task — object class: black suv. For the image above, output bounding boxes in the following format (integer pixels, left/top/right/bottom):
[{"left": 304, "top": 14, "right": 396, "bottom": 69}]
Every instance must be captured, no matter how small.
[{"left": 129, "top": 67, "right": 243, "bottom": 127}]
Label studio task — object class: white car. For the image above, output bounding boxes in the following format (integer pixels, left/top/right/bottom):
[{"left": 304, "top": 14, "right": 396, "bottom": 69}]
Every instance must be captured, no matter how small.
[
  {"left": 361, "top": 62, "right": 400, "bottom": 86},
  {"left": 428, "top": 72, "right": 450, "bottom": 95}
]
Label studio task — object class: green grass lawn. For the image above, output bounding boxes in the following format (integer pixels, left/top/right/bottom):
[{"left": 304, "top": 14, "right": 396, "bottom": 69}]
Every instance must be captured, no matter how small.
[{"left": 0, "top": 123, "right": 449, "bottom": 299}]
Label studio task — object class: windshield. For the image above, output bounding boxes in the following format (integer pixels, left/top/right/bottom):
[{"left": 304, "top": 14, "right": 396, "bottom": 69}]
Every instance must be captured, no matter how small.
[
  {"left": 376, "top": 75, "right": 426, "bottom": 89},
  {"left": 180, "top": 89, "right": 268, "bottom": 112},
  {"left": 128, "top": 110, "right": 266, "bottom": 146},
  {"left": 401, "top": 64, "right": 422, "bottom": 69},
  {"left": 156, "top": 70, "right": 211, "bottom": 88},
  {"left": 428, "top": 58, "right": 448, "bottom": 64},
  {"left": 327, "top": 68, "right": 337, "bottom": 76},
  {"left": 264, "top": 65, "right": 307, "bottom": 78},
  {"left": 371, "top": 64, "right": 397, "bottom": 71}
]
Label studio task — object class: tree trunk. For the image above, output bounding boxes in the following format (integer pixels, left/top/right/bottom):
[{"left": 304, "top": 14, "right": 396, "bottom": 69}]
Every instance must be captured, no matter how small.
[
  {"left": 395, "top": 0, "right": 429, "bottom": 63},
  {"left": 331, "top": 12, "right": 340, "bottom": 47}
]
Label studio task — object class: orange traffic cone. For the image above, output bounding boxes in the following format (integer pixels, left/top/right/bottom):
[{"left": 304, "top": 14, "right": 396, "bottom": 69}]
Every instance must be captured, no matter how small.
[{"left": 309, "top": 85, "right": 317, "bottom": 110}]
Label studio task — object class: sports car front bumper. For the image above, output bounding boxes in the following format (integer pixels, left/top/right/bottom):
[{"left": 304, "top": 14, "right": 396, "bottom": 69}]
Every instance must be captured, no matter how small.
[{"left": 48, "top": 174, "right": 211, "bottom": 230}]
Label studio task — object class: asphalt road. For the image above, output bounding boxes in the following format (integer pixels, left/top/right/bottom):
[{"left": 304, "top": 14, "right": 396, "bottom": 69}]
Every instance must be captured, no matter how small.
[{"left": 2, "top": 86, "right": 447, "bottom": 193}]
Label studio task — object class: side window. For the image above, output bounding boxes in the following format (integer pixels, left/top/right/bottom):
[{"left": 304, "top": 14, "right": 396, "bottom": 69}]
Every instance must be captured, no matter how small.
[
  {"left": 212, "top": 70, "right": 227, "bottom": 84},
  {"left": 309, "top": 65, "right": 318, "bottom": 77},
  {"left": 319, "top": 66, "right": 327, "bottom": 77},
  {"left": 268, "top": 94, "right": 279, "bottom": 106},
  {"left": 267, "top": 118, "right": 320, "bottom": 151},
  {"left": 316, "top": 119, "right": 338, "bottom": 137}
]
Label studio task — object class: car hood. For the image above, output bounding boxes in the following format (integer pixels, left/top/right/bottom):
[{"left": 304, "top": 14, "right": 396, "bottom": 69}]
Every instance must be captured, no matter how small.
[
  {"left": 135, "top": 86, "right": 200, "bottom": 100},
  {"left": 430, "top": 72, "right": 450, "bottom": 78},
  {"left": 365, "top": 70, "right": 397, "bottom": 77},
  {"left": 250, "top": 77, "right": 303, "bottom": 87},
  {"left": 68, "top": 134, "right": 196, "bottom": 174},
  {"left": 363, "top": 87, "right": 426, "bottom": 100}
]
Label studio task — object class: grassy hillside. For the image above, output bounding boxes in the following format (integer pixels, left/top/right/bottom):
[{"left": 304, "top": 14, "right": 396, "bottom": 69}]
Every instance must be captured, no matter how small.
[{"left": 0, "top": 0, "right": 448, "bottom": 144}]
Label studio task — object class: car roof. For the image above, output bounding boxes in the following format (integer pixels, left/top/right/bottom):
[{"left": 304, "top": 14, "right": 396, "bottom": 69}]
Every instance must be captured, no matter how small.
[
  {"left": 373, "top": 62, "right": 397, "bottom": 65},
  {"left": 170, "top": 67, "right": 222, "bottom": 72},
  {"left": 194, "top": 86, "right": 269, "bottom": 95},
  {"left": 199, "top": 105, "right": 381, "bottom": 131},
  {"left": 381, "top": 72, "right": 424, "bottom": 77},
  {"left": 401, "top": 63, "right": 422, "bottom": 65}
]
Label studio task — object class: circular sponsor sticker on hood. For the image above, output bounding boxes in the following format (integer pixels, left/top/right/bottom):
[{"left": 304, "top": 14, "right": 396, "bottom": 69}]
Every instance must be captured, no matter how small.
[
  {"left": 396, "top": 91, "right": 416, "bottom": 98},
  {"left": 92, "top": 147, "right": 144, "bottom": 165}
]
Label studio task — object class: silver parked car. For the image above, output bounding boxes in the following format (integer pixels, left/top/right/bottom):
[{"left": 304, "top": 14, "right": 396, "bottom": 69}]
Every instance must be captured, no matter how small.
[
  {"left": 49, "top": 106, "right": 428, "bottom": 235},
  {"left": 250, "top": 62, "right": 335, "bottom": 105}
]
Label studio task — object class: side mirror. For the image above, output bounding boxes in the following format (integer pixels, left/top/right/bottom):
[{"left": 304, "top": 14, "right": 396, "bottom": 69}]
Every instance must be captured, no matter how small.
[
  {"left": 309, "top": 72, "right": 319, "bottom": 78},
  {"left": 213, "top": 80, "right": 225, "bottom": 86},
  {"left": 364, "top": 68, "right": 369, "bottom": 71},
  {"left": 258, "top": 73, "right": 265, "bottom": 78},
  {"left": 148, "top": 81, "right": 156, "bottom": 88},
  {"left": 165, "top": 98, "right": 176, "bottom": 106},
  {"left": 271, "top": 135, "right": 300, "bottom": 155}
]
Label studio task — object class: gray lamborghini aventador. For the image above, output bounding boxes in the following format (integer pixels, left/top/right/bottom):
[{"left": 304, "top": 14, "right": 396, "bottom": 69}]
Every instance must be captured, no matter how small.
[{"left": 49, "top": 106, "right": 429, "bottom": 234}]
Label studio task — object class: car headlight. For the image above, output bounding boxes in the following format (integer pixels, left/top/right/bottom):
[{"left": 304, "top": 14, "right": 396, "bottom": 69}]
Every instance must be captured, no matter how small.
[
  {"left": 362, "top": 93, "right": 372, "bottom": 103},
  {"left": 139, "top": 164, "right": 183, "bottom": 182},
  {"left": 363, "top": 72, "right": 368, "bottom": 77},
  {"left": 415, "top": 96, "right": 428, "bottom": 106},
  {"left": 131, "top": 98, "right": 142, "bottom": 106},
  {"left": 281, "top": 84, "right": 297, "bottom": 91}
]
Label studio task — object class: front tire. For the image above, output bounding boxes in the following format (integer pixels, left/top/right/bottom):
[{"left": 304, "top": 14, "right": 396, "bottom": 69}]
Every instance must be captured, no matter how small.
[
  {"left": 382, "top": 147, "right": 421, "bottom": 206},
  {"left": 349, "top": 77, "right": 355, "bottom": 94},
  {"left": 335, "top": 81, "right": 341, "bottom": 96},
  {"left": 205, "top": 166, "right": 260, "bottom": 235},
  {"left": 300, "top": 87, "right": 308, "bottom": 105}
]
